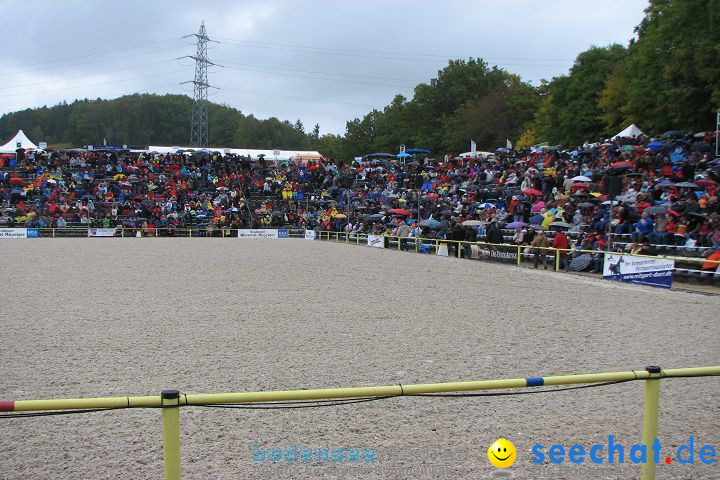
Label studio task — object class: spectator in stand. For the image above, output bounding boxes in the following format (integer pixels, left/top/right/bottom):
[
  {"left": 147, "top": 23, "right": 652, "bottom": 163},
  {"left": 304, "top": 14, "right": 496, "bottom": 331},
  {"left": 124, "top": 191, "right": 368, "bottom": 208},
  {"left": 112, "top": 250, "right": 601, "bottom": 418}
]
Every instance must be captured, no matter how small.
[
  {"left": 633, "top": 211, "right": 654, "bottom": 241},
  {"left": 531, "top": 230, "right": 549, "bottom": 269},
  {"left": 552, "top": 228, "right": 570, "bottom": 270}
]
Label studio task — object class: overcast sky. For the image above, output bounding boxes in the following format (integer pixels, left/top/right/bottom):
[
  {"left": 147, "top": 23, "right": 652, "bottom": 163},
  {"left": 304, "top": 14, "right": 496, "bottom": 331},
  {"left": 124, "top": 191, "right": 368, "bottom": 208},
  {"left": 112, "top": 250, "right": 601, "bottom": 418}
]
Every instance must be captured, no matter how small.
[{"left": 0, "top": 0, "right": 648, "bottom": 140}]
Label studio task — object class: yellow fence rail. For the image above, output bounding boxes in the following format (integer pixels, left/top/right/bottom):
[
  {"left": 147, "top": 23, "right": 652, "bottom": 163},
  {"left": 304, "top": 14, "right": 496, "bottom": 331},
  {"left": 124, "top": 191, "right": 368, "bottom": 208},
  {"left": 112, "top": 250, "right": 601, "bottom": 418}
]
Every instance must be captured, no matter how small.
[
  {"left": 2, "top": 365, "right": 718, "bottom": 480},
  {"left": 313, "top": 230, "right": 720, "bottom": 273}
]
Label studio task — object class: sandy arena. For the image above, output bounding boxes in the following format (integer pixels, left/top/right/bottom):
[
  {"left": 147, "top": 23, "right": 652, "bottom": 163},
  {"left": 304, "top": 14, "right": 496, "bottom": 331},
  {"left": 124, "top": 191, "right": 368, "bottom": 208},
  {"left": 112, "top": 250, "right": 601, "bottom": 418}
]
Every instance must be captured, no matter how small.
[{"left": 0, "top": 238, "right": 718, "bottom": 479}]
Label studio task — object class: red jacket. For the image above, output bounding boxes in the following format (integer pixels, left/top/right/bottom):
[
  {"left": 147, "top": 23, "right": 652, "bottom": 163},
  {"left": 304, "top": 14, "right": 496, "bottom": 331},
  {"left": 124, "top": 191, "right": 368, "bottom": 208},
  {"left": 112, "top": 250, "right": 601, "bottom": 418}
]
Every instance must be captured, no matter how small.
[{"left": 552, "top": 232, "right": 569, "bottom": 250}]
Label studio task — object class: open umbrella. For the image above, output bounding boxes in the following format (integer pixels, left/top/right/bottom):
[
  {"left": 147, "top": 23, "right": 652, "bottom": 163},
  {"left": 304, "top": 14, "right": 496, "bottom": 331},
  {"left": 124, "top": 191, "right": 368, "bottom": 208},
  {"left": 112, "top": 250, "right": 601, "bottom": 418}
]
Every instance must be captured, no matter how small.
[
  {"left": 577, "top": 202, "right": 595, "bottom": 208},
  {"left": 389, "top": 208, "right": 411, "bottom": 216},
  {"left": 607, "top": 166, "right": 631, "bottom": 175},
  {"left": 570, "top": 175, "right": 592, "bottom": 182},
  {"left": 645, "top": 206, "right": 668, "bottom": 215},
  {"left": 419, "top": 219, "right": 444, "bottom": 229},
  {"left": 531, "top": 201, "right": 546, "bottom": 212},
  {"left": 696, "top": 178, "right": 718, "bottom": 188},
  {"left": 505, "top": 221, "right": 527, "bottom": 229},
  {"left": 674, "top": 182, "right": 698, "bottom": 188},
  {"left": 611, "top": 161, "right": 634, "bottom": 169},
  {"left": 462, "top": 220, "right": 484, "bottom": 226},
  {"left": 656, "top": 180, "right": 675, "bottom": 187},
  {"left": 686, "top": 212, "right": 707, "bottom": 220},
  {"left": 549, "top": 221, "right": 572, "bottom": 229},
  {"left": 569, "top": 254, "right": 594, "bottom": 272},
  {"left": 477, "top": 203, "right": 495, "bottom": 209},
  {"left": 521, "top": 189, "right": 543, "bottom": 196}
]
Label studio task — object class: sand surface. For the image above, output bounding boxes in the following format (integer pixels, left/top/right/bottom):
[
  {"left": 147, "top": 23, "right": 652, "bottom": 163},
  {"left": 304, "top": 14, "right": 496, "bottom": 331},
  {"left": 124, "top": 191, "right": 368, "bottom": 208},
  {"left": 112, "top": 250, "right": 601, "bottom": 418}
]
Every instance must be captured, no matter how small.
[{"left": 0, "top": 238, "right": 718, "bottom": 479}]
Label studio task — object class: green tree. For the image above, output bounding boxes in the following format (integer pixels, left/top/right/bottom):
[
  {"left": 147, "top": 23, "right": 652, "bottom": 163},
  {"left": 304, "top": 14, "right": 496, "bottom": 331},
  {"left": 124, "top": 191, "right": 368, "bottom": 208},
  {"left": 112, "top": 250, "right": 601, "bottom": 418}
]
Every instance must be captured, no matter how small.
[{"left": 620, "top": 0, "right": 720, "bottom": 132}]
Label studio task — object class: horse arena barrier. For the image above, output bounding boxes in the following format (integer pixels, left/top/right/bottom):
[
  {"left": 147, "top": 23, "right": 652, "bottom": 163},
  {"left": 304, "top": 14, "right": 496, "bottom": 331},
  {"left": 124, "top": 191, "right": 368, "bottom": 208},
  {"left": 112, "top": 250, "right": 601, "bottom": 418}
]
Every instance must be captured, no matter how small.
[
  {"left": 6, "top": 227, "right": 719, "bottom": 285},
  {"left": 1, "top": 366, "right": 718, "bottom": 480}
]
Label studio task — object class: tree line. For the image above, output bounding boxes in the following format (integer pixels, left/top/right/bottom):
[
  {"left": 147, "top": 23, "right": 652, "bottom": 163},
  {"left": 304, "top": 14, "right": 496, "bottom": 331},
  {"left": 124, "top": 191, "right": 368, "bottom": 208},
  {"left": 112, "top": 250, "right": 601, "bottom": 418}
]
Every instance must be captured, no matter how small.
[{"left": 0, "top": 0, "right": 717, "bottom": 157}]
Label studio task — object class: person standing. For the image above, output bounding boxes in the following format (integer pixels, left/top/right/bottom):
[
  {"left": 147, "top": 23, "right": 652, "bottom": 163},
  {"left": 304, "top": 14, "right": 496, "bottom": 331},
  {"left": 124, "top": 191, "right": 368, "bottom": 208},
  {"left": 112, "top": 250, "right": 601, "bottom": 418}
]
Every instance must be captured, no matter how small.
[
  {"left": 531, "top": 230, "right": 550, "bottom": 269},
  {"left": 552, "top": 228, "right": 570, "bottom": 270}
]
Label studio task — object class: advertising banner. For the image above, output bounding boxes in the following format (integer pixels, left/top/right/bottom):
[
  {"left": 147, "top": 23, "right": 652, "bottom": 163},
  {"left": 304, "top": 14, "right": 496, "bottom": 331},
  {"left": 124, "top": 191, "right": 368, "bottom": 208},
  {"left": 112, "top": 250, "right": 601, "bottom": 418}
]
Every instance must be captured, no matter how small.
[
  {"left": 305, "top": 230, "right": 316, "bottom": 240},
  {"left": 88, "top": 228, "right": 117, "bottom": 237},
  {"left": 238, "top": 229, "right": 279, "bottom": 239},
  {"left": 468, "top": 243, "right": 519, "bottom": 265},
  {"left": 0, "top": 228, "right": 35, "bottom": 238},
  {"left": 278, "top": 229, "right": 289, "bottom": 238},
  {"left": 367, "top": 235, "right": 384, "bottom": 249},
  {"left": 603, "top": 253, "right": 674, "bottom": 289}
]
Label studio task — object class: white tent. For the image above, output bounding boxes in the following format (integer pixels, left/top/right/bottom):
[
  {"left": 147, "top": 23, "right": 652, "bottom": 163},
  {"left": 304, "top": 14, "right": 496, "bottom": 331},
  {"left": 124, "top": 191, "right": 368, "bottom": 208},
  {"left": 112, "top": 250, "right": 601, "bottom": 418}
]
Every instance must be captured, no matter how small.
[
  {"left": 0, "top": 130, "right": 38, "bottom": 153},
  {"left": 612, "top": 124, "right": 644, "bottom": 140},
  {"left": 147, "top": 145, "right": 322, "bottom": 161}
]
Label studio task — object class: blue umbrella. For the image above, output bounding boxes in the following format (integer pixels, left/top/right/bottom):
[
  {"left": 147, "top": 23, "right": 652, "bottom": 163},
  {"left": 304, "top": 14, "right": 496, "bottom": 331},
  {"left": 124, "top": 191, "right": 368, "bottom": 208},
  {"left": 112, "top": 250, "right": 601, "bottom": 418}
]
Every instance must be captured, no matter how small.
[
  {"left": 656, "top": 180, "right": 675, "bottom": 187},
  {"left": 405, "top": 148, "right": 431, "bottom": 154},
  {"left": 647, "top": 141, "right": 666, "bottom": 149},
  {"left": 505, "top": 221, "right": 527, "bottom": 228},
  {"left": 419, "top": 218, "right": 443, "bottom": 229},
  {"left": 397, "top": 153, "right": 413, "bottom": 159}
]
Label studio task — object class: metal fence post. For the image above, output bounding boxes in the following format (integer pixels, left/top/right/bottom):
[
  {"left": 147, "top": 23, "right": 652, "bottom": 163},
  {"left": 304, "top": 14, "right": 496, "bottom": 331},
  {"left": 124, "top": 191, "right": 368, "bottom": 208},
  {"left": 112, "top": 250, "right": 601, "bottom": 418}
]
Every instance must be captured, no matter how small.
[
  {"left": 161, "top": 390, "right": 181, "bottom": 480},
  {"left": 555, "top": 249, "right": 560, "bottom": 271},
  {"left": 640, "top": 366, "right": 662, "bottom": 480},
  {"left": 516, "top": 245, "right": 521, "bottom": 266}
]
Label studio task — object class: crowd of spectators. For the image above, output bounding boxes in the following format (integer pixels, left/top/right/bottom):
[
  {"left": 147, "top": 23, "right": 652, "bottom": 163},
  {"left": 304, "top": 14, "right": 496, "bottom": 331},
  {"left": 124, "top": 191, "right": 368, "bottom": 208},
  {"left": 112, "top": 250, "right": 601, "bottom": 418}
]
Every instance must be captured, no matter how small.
[{"left": 1, "top": 130, "right": 719, "bottom": 271}]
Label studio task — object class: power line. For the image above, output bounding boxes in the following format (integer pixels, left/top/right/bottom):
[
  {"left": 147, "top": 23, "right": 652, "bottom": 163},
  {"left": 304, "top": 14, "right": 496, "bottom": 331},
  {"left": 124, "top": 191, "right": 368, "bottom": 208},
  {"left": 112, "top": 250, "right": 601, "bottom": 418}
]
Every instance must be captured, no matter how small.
[
  {"left": 214, "top": 37, "right": 573, "bottom": 65},
  {"left": 0, "top": 44, "right": 188, "bottom": 78},
  {"left": 0, "top": 38, "right": 183, "bottom": 71},
  {"left": 215, "top": 59, "right": 419, "bottom": 83},
  {"left": 0, "top": 71, "right": 186, "bottom": 99},
  {"left": 217, "top": 85, "right": 380, "bottom": 109},
  {"left": 220, "top": 64, "right": 416, "bottom": 89},
  {"left": 0, "top": 59, "right": 178, "bottom": 91}
]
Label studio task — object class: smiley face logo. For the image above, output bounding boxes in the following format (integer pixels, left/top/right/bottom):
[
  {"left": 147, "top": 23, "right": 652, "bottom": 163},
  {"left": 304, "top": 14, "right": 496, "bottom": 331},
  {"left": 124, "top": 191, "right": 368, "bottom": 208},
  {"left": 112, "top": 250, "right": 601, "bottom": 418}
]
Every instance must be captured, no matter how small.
[{"left": 488, "top": 438, "right": 516, "bottom": 468}]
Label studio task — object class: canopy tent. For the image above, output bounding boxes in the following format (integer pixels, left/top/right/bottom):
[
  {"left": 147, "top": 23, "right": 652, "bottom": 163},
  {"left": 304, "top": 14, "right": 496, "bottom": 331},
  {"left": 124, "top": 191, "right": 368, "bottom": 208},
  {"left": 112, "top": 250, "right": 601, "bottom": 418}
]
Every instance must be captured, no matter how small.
[
  {"left": 612, "top": 124, "right": 644, "bottom": 140},
  {"left": 0, "top": 130, "right": 38, "bottom": 153},
  {"left": 148, "top": 146, "right": 322, "bottom": 161}
]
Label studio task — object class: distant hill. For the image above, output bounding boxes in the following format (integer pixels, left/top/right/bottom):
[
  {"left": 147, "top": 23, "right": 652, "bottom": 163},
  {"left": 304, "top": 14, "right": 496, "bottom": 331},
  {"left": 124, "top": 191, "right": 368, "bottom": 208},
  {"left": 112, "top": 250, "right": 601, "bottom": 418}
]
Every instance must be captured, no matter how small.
[{"left": 0, "top": 93, "right": 315, "bottom": 150}]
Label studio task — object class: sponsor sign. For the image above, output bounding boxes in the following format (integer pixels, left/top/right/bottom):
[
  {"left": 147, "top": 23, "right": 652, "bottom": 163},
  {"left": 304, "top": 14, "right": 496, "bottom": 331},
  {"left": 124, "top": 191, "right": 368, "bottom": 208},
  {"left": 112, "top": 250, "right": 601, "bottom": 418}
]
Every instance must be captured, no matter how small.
[
  {"left": 0, "top": 228, "right": 36, "bottom": 238},
  {"left": 278, "top": 229, "right": 289, "bottom": 238},
  {"left": 367, "top": 235, "right": 384, "bottom": 249},
  {"left": 437, "top": 243, "right": 449, "bottom": 256},
  {"left": 470, "top": 244, "right": 518, "bottom": 264},
  {"left": 305, "top": 230, "right": 316, "bottom": 240},
  {"left": 603, "top": 253, "right": 674, "bottom": 289},
  {"left": 238, "top": 229, "right": 279, "bottom": 239},
  {"left": 88, "top": 228, "right": 117, "bottom": 237}
]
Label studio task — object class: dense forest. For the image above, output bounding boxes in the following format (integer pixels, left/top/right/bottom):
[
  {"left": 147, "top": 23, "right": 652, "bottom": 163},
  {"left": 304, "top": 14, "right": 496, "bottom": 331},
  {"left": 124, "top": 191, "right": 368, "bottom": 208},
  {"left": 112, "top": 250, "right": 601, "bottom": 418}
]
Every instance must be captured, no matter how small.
[{"left": 0, "top": 0, "right": 717, "bottom": 158}]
